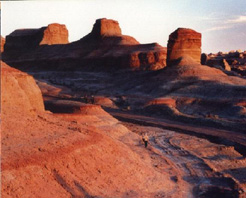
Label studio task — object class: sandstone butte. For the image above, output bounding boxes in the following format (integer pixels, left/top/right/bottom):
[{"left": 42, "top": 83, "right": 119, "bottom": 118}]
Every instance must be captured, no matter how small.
[
  {"left": 4, "top": 23, "right": 68, "bottom": 50},
  {"left": 91, "top": 18, "right": 122, "bottom": 37},
  {"left": 167, "top": 28, "right": 201, "bottom": 66},
  {"left": 3, "top": 18, "right": 167, "bottom": 71}
]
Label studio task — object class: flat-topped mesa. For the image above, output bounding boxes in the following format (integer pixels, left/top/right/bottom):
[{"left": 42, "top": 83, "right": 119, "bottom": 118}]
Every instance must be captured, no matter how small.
[
  {"left": 85, "top": 18, "right": 139, "bottom": 45},
  {"left": 4, "top": 23, "right": 69, "bottom": 52},
  {"left": 167, "top": 28, "right": 201, "bottom": 66},
  {"left": 91, "top": 18, "right": 122, "bottom": 37},
  {"left": 39, "top": 23, "right": 69, "bottom": 45}
]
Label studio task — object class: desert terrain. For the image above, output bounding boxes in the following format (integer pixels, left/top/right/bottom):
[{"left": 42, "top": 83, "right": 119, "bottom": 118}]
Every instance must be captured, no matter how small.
[{"left": 1, "top": 18, "right": 246, "bottom": 198}]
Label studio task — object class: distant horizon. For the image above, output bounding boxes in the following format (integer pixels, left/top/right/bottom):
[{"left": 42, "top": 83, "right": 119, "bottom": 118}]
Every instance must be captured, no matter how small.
[{"left": 1, "top": 1, "right": 246, "bottom": 54}]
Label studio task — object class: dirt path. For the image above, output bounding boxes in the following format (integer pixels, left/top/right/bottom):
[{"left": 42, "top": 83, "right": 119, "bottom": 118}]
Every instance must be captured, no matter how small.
[
  {"left": 109, "top": 110, "right": 246, "bottom": 155},
  {"left": 117, "top": 118, "right": 246, "bottom": 198}
]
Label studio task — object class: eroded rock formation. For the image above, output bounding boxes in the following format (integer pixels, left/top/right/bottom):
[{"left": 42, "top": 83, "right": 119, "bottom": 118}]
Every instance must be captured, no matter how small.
[
  {"left": 167, "top": 28, "right": 201, "bottom": 66},
  {"left": 4, "top": 23, "right": 68, "bottom": 54},
  {"left": 3, "top": 18, "right": 166, "bottom": 71},
  {"left": 202, "top": 51, "right": 246, "bottom": 76},
  {"left": 92, "top": 18, "right": 122, "bottom": 37},
  {"left": 39, "top": 23, "right": 69, "bottom": 45},
  {"left": 1, "top": 61, "right": 45, "bottom": 115}
]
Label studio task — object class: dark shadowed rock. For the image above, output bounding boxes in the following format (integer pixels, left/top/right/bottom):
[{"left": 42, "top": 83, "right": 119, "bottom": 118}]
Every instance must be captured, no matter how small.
[
  {"left": 44, "top": 99, "right": 110, "bottom": 115},
  {"left": 201, "top": 53, "right": 208, "bottom": 65},
  {"left": 167, "top": 28, "right": 201, "bottom": 66},
  {"left": 204, "top": 50, "right": 246, "bottom": 76},
  {"left": 4, "top": 23, "right": 69, "bottom": 53}
]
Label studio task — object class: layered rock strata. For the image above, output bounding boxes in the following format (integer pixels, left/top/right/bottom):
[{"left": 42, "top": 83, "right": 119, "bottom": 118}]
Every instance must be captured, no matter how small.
[{"left": 167, "top": 28, "right": 201, "bottom": 66}]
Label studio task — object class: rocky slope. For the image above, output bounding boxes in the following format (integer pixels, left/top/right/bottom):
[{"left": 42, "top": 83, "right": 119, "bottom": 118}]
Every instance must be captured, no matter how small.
[
  {"left": 3, "top": 62, "right": 245, "bottom": 197},
  {"left": 1, "top": 62, "right": 178, "bottom": 197},
  {"left": 3, "top": 18, "right": 167, "bottom": 71}
]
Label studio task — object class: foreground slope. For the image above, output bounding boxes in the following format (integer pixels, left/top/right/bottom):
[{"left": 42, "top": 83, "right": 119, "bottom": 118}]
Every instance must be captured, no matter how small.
[{"left": 1, "top": 62, "right": 178, "bottom": 197}]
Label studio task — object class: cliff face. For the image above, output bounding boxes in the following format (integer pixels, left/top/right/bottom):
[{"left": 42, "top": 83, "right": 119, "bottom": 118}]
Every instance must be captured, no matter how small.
[
  {"left": 3, "top": 18, "right": 166, "bottom": 71},
  {"left": 167, "top": 28, "right": 201, "bottom": 66},
  {"left": 39, "top": 23, "right": 69, "bottom": 45}
]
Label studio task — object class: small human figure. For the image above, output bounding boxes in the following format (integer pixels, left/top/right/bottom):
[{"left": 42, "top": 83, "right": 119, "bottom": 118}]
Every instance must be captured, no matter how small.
[
  {"left": 91, "top": 95, "right": 95, "bottom": 104},
  {"left": 142, "top": 133, "right": 149, "bottom": 148},
  {"left": 84, "top": 94, "right": 88, "bottom": 103}
]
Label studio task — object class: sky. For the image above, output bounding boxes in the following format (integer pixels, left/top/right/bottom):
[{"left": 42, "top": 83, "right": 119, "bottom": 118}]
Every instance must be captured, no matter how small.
[{"left": 1, "top": 0, "right": 246, "bottom": 53}]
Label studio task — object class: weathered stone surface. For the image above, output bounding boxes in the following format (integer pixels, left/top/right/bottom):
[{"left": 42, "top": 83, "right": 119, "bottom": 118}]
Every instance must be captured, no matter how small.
[
  {"left": 120, "top": 43, "right": 167, "bottom": 70},
  {"left": 1, "top": 61, "right": 45, "bottom": 115},
  {"left": 167, "top": 28, "right": 201, "bottom": 66},
  {"left": 39, "top": 23, "right": 69, "bottom": 45}
]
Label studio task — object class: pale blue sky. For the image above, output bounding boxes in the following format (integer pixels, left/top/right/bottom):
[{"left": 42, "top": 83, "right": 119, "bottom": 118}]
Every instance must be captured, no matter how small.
[{"left": 1, "top": 0, "right": 246, "bottom": 53}]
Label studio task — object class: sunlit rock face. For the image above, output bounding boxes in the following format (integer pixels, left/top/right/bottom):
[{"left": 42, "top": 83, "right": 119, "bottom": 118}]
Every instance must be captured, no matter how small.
[
  {"left": 1, "top": 61, "right": 45, "bottom": 115},
  {"left": 91, "top": 18, "right": 122, "bottom": 37},
  {"left": 39, "top": 23, "right": 69, "bottom": 45},
  {"left": 167, "top": 28, "right": 201, "bottom": 66},
  {"left": 1, "top": 36, "right": 5, "bottom": 53}
]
